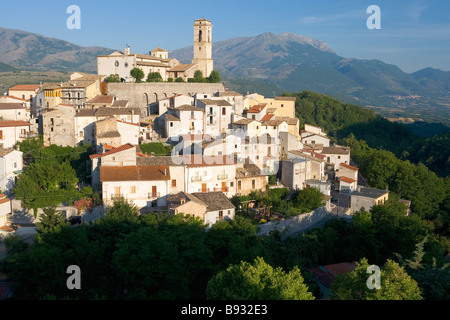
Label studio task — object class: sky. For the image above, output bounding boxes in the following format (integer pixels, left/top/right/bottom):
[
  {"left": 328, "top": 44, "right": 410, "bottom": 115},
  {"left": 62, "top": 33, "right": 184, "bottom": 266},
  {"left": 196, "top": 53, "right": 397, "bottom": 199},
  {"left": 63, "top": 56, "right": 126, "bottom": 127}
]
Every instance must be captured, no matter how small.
[{"left": 1, "top": 0, "right": 449, "bottom": 73}]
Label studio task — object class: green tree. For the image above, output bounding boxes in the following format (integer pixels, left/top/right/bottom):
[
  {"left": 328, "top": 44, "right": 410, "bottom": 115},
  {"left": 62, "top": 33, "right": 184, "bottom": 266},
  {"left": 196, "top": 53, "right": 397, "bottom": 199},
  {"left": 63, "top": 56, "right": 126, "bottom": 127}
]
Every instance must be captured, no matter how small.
[
  {"left": 293, "top": 187, "right": 325, "bottom": 213},
  {"left": 396, "top": 237, "right": 450, "bottom": 300},
  {"left": 206, "top": 257, "right": 315, "bottom": 300},
  {"left": 193, "top": 70, "right": 205, "bottom": 82},
  {"left": 330, "top": 257, "right": 422, "bottom": 300},
  {"left": 36, "top": 207, "right": 70, "bottom": 239},
  {"left": 208, "top": 70, "right": 221, "bottom": 83},
  {"left": 105, "top": 74, "right": 120, "bottom": 83},
  {"left": 130, "top": 67, "right": 144, "bottom": 83},
  {"left": 146, "top": 71, "right": 163, "bottom": 82},
  {"left": 112, "top": 215, "right": 212, "bottom": 299}
]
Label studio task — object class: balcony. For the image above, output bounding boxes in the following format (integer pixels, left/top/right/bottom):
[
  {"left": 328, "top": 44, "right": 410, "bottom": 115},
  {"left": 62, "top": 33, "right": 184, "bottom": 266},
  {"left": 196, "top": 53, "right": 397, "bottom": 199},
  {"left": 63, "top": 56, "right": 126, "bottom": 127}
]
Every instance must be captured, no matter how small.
[
  {"left": 191, "top": 176, "right": 203, "bottom": 182},
  {"left": 189, "top": 126, "right": 195, "bottom": 131},
  {"left": 206, "top": 111, "right": 217, "bottom": 117},
  {"left": 206, "top": 120, "right": 216, "bottom": 126},
  {"left": 111, "top": 194, "right": 124, "bottom": 199},
  {"left": 148, "top": 192, "right": 160, "bottom": 199},
  {"left": 214, "top": 187, "right": 229, "bottom": 192},
  {"left": 217, "top": 174, "right": 228, "bottom": 180},
  {"left": 19, "top": 132, "right": 38, "bottom": 139}
]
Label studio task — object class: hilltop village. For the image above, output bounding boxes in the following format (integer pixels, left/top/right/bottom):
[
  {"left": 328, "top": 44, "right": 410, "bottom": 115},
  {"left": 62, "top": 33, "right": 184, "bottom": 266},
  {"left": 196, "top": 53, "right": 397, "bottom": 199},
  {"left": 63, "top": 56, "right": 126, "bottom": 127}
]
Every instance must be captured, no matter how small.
[{"left": 0, "top": 19, "right": 391, "bottom": 231}]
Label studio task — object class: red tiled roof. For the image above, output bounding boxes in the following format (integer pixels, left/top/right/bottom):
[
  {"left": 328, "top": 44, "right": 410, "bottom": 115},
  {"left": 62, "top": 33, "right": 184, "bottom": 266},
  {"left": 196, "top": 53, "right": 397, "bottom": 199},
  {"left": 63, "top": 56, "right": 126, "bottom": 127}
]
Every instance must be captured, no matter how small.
[
  {"left": 0, "top": 120, "right": 31, "bottom": 127},
  {"left": 1, "top": 95, "right": 30, "bottom": 102},
  {"left": 89, "top": 143, "right": 134, "bottom": 159},
  {"left": 261, "top": 114, "right": 274, "bottom": 121},
  {"left": 247, "top": 104, "right": 266, "bottom": 113},
  {"left": 340, "top": 176, "right": 356, "bottom": 183},
  {"left": 9, "top": 84, "right": 40, "bottom": 91},
  {"left": 339, "top": 162, "right": 358, "bottom": 171},
  {"left": 100, "top": 165, "right": 170, "bottom": 181},
  {"left": 117, "top": 120, "right": 140, "bottom": 127}
]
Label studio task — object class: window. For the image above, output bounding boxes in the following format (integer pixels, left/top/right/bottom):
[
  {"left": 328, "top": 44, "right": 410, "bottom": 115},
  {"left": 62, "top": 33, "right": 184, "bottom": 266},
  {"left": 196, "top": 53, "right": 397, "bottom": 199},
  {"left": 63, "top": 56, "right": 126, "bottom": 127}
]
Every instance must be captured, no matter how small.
[
  {"left": 252, "top": 179, "right": 256, "bottom": 189},
  {"left": 14, "top": 162, "right": 17, "bottom": 168},
  {"left": 203, "top": 171, "right": 207, "bottom": 176},
  {"left": 230, "top": 182, "right": 234, "bottom": 187},
  {"left": 170, "top": 122, "right": 173, "bottom": 127},
  {"left": 222, "top": 108, "right": 226, "bottom": 115},
  {"left": 131, "top": 186, "right": 136, "bottom": 194},
  {"left": 252, "top": 115, "right": 255, "bottom": 120},
  {"left": 172, "top": 179, "right": 176, "bottom": 187},
  {"left": 338, "top": 156, "right": 341, "bottom": 159},
  {"left": 281, "top": 104, "right": 284, "bottom": 107}
]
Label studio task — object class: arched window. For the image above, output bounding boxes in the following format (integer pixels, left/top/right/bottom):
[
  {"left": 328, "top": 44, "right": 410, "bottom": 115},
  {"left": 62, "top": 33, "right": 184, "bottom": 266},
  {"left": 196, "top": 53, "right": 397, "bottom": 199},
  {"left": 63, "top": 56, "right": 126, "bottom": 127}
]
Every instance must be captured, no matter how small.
[{"left": 198, "top": 30, "right": 202, "bottom": 42}]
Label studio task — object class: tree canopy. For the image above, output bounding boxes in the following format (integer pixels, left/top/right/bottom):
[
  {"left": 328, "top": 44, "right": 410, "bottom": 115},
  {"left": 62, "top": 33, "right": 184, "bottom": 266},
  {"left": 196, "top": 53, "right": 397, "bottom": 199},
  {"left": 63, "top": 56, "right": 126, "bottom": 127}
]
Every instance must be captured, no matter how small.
[
  {"left": 206, "top": 257, "right": 314, "bottom": 300},
  {"left": 130, "top": 67, "right": 144, "bottom": 83}
]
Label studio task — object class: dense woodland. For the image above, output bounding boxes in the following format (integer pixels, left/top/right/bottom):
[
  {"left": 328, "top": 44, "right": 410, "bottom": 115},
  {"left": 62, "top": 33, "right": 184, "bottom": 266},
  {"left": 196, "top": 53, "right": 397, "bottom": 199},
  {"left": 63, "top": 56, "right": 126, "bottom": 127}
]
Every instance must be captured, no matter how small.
[{"left": 1, "top": 91, "right": 449, "bottom": 300}]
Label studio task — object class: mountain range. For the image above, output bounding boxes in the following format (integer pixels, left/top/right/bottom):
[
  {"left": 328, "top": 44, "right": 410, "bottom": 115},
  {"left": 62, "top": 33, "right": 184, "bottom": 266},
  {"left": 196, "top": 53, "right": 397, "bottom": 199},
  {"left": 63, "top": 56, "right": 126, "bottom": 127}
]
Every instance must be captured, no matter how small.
[{"left": 0, "top": 27, "right": 448, "bottom": 122}]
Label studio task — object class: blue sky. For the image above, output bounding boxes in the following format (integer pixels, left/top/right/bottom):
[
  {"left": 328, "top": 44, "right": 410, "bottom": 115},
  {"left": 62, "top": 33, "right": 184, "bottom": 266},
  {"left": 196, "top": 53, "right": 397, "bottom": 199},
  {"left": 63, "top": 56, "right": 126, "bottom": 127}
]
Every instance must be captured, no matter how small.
[{"left": 1, "top": 0, "right": 449, "bottom": 73}]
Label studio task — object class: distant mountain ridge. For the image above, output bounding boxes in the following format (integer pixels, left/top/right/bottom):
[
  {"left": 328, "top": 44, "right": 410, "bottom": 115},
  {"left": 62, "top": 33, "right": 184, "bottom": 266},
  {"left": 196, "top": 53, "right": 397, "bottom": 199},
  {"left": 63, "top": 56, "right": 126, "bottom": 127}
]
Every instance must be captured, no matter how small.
[
  {"left": 0, "top": 27, "right": 448, "bottom": 122},
  {"left": 170, "top": 31, "right": 450, "bottom": 112},
  {"left": 0, "top": 27, "right": 114, "bottom": 73}
]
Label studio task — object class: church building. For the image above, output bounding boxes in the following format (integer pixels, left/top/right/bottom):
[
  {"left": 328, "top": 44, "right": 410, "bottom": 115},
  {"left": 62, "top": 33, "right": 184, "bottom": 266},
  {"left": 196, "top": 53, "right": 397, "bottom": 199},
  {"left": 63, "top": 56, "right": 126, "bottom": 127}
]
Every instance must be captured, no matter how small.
[{"left": 97, "top": 18, "right": 214, "bottom": 82}]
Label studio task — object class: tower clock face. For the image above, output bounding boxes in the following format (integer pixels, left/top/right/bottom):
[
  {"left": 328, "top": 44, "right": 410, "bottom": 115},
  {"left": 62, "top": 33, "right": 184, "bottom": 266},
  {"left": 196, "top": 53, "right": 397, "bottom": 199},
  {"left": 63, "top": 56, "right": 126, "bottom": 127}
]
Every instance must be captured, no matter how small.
[{"left": 114, "top": 61, "right": 119, "bottom": 67}]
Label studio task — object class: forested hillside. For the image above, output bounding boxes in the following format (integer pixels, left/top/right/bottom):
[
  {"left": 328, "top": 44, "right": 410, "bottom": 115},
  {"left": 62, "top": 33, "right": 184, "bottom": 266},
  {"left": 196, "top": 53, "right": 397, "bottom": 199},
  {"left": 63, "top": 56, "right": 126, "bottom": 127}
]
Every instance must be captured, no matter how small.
[{"left": 286, "top": 91, "right": 450, "bottom": 177}]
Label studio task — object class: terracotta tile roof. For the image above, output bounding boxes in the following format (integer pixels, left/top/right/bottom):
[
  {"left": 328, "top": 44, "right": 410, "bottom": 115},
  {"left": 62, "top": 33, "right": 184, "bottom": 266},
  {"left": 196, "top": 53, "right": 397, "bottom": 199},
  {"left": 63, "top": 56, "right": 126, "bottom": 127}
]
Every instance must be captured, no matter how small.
[
  {"left": 151, "top": 46, "right": 168, "bottom": 52},
  {"left": 0, "top": 120, "right": 31, "bottom": 127},
  {"left": 175, "top": 104, "right": 204, "bottom": 112},
  {"left": 75, "top": 109, "right": 96, "bottom": 117},
  {"left": 261, "top": 114, "right": 274, "bottom": 121},
  {"left": 86, "top": 95, "right": 115, "bottom": 104},
  {"left": 321, "top": 146, "right": 350, "bottom": 155},
  {"left": 339, "top": 176, "right": 356, "bottom": 183},
  {"left": 247, "top": 104, "right": 266, "bottom": 113},
  {"left": 0, "top": 103, "right": 26, "bottom": 110},
  {"left": 165, "top": 114, "right": 180, "bottom": 121},
  {"left": 275, "top": 116, "right": 298, "bottom": 125},
  {"left": 0, "top": 148, "right": 15, "bottom": 157},
  {"left": 191, "top": 191, "right": 235, "bottom": 212},
  {"left": 233, "top": 118, "right": 255, "bottom": 125},
  {"left": 8, "top": 84, "right": 40, "bottom": 91},
  {"left": 89, "top": 143, "right": 134, "bottom": 159},
  {"left": 302, "top": 150, "right": 326, "bottom": 160},
  {"left": 117, "top": 120, "right": 140, "bottom": 127},
  {"left": 261, "top": 119, "right": 286, "bottom": 127},
  {"left": 168, "top": 63, "right": 196, "bottom": 72},
  {"left": 100, "top": 165, "right": 170, "bottom": 182},
  {"left": 111, "top": 100, "right": 129, "bottom": 108},
  {"left": 236, "top": 164, "right": 262, "bottom": 178},
  {"left": 198, "top": 99, "right": 232, "bottom": 106},
  {"left": 136, "top": 156, "right": 184, "bottom": 166},
  {"left": 1, "top": 95, "right": 29, "bottom": 102},
  {"left": 167, "top": 191, "right": 207, "bottom": 209},
  {"left": 339, "top": 162, "right": 358, "bottom": 171},
  {"left": 0, "top": 197, "right": 10, "bottom": 205},
  {"left": 289, "top": 150, "right": 325, "bottom": 162}
]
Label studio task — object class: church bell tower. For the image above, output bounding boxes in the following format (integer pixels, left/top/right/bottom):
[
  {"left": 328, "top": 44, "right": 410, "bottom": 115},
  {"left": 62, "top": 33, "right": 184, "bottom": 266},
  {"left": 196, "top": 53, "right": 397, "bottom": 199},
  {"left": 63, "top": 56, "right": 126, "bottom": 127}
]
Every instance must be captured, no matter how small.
[{"left": 192, "top": 18, "right": 213, "bottom": 78}]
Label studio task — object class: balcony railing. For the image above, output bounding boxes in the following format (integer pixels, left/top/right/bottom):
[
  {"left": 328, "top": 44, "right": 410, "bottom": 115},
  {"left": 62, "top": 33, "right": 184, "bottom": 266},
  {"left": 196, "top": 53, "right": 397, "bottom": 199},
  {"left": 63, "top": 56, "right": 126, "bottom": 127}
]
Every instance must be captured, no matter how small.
[
  {"left": 191, "top": 176, "right": 203, "bottom": 182},
  {"left": 148, "top": 192, "right": 160, "bottom": 199},
  {"left": 214, "top": 187, "right": 229, "bottom": 192},
  {"left": 19, "top": 132, "right": 38, "bottom": 139},
  {"left": 206, "top": 121, "right": 216, "bottom": 125},
  {"left": 217, "top": 174, "right": 228, "bottom": 180},
  {"left": 206, "top": 111, "right": 217, "bottom": 117}
]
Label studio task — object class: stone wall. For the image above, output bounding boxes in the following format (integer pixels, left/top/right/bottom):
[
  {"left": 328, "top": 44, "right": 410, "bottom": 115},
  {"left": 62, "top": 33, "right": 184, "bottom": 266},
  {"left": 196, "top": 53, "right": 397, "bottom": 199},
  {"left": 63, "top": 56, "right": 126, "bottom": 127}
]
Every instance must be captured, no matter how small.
[
  {"left": 256, "top": 206, "right": 334, "bottom": 239},
  {"left": 107, "top": 82, "right": 226, "bottom": 111}
]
